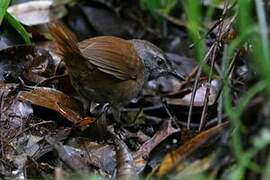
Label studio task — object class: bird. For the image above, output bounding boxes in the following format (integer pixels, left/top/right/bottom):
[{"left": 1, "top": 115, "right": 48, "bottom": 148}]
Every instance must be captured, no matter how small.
[{"left": 48, "top": 23, "right": 183, "bottom": 121}]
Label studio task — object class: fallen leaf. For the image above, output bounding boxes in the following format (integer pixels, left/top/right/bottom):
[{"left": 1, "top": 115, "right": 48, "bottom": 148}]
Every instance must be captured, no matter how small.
[
  {"left": 0, "top": 45, "right": 56, "bottom": 83},
  {"left": 108, "top": 128, "right": 138, "bottom": 180},
  {"left": 157, "top": 122, "right": 229, "bottom": 177},
  {"left": 133, "top": 119, "right": 180, "bottom": 173},
  {"left": 166, "top": 80, "right": 220, "bottom": 106},
  {"left": 7, "top": 1, "right": 66, "bottom": 26},
  {"left": 45, "top": 135, "right": 89, "bottom": 171},
  {"left": 18, "top": 87, "right": 87, "bottom": 124}
]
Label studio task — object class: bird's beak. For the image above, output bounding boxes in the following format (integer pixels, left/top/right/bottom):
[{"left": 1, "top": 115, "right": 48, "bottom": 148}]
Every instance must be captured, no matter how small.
[
  {"left": 158, "top": 69, "right": 185, "bottom": 80},
  {"left": 158, "top": 59, "right": 185, "bottom": 80}
]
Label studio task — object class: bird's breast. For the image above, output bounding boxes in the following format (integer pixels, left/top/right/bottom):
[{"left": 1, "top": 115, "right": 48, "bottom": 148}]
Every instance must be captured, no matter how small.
[{"left": 70, "top": 65, "right": 145, "bottom": 107}]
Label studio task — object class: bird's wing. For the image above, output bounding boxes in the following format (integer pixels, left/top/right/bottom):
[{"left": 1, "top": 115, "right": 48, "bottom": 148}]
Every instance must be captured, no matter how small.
[{"left": 78, "top": 36, "right": 143, "bottom": 80}]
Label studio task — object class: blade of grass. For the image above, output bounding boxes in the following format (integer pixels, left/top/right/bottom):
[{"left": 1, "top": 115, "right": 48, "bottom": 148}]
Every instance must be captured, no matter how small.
[
  {"left": 0, "top": 0, "right": 10, "bottom": 25},
  {"left": 183, "top": 0, "right": 208, "bottom": 73},
  {"left": 225, "top": 80, "right": 267, "bottom": 179},
  {"left": 4, "top": 12, "right": 31, "bottom": 44},
  {"left": 254, "top": 0, "right": 270, "bottom": 87},
  {"left": 255, "top": 0, "right": 269, "bottom": 59}
]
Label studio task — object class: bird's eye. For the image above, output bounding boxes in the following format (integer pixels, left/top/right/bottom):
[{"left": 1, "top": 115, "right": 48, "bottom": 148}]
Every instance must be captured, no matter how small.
[{"left": 157, "top": 58, "right": 164, "bottom": 65}]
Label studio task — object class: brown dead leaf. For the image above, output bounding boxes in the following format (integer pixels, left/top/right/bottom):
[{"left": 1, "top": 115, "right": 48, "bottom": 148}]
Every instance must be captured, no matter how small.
[
  {"left": 173, "top": 154, "right": 214, "bottom": 179},
  {"left": 133, "top": 119, "right": 180, "bottom": 173},
  {"left": 107, "top": 127, "right": 138, "bottom": 180},
  {"left": 0, "top": 45, "right": 57, "bottom": 83},
  {"left": 45, "top": 135, "right": 89, "bottom": 171},
  {"left": 18, "top": 87, "right": 87, "bottom": 124},
  {"left": 79, "top": 141, "right": 116, "bottom": 175},
  {"left": 156, "top": 122, "right": 229, "bottom": 177}
]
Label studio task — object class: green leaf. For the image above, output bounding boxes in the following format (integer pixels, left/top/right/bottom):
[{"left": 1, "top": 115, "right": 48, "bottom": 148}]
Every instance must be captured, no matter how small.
[
  {"left": 4, "top": 12, "right": 31, "bottom": 44},
  {"left": 0, "top": 0, "right": 11, "bottom": 25}
]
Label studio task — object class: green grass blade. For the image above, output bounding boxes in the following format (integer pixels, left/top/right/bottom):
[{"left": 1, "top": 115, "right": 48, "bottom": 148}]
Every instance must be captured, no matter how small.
[
  {"left": 0, "top": 0, "right": 10, "bottom": 25},
  {"left": 255, "top": 0, "right": 269, "bottom": 59},
  {"left": 5, "top": 12, "right": 31, "bottom": 44}
]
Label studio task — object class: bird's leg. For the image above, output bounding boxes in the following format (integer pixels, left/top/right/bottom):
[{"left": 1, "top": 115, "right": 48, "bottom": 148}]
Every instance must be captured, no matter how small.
[
  {"left": 96, "top": 107, "right": 108, "bottom": 132},
  {"left": 87, "top": 104, "right": 110, "bottom": 139},
  {"left": 83, "top": 102, "right": 109, "bottom": 118},
  {"left": 88, "top": 102, "right": 100, "bottom": 116},
  {"left": 112, "top": 107, "right": 122, "bottom": 123},
  {"left": 80, "top": 98, "right": 91, "bottom": 115},
  {"left": 95, "top": 103, "right": 110, "bottom": 119},
  {"left": 132, "top": 106, "right": 143, "bottom": 124}
]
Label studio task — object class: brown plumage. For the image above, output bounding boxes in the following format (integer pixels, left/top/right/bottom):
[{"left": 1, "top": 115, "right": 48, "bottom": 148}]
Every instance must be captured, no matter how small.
[
  {"left": 49, "top": 23, "right": 176, "bottom": 119},
  {"left": 79, "top": 36, "right": 141, "bottom": 80},
  {"left": 49, "top": 23, "right": 144, "bottom": 107}
]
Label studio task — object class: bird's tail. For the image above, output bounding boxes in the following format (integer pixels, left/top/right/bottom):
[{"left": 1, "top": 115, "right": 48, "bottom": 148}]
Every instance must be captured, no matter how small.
[{"left": 48, "top": 22, "right": 81, "bottom": 57}]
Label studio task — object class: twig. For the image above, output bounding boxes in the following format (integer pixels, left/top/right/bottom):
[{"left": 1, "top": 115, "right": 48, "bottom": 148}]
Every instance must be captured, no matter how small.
[
  {"left": 199, "top": 43, "right": 218, "bottom": 131},
  {"left": 198, "top": 0, "right": 233, "bottom": 131},
  {"left": 8, "top": 121, "right": 55, "bottom": 143},
  {"left": 34, "top": 74, "right": 68, "bottom": 87},
  {"left": 0, "top": 92, "right": 5, "bottom": 158},
  {"left": 161, "top": 97, "right": 180, "bottom": 129},
  {"left": 187, "top": 44, "right": 216, "bottom": 129}
]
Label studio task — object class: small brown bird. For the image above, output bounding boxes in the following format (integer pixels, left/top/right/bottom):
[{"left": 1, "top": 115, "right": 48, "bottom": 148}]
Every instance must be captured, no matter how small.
[{"left": 48, "top": 23, "right": 182, "bottom": 119}]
